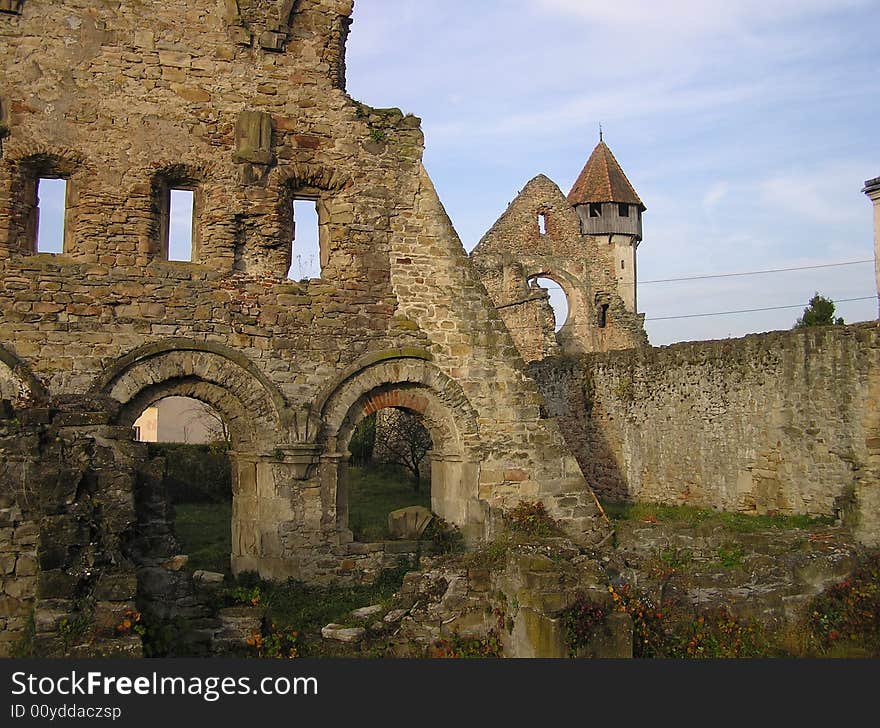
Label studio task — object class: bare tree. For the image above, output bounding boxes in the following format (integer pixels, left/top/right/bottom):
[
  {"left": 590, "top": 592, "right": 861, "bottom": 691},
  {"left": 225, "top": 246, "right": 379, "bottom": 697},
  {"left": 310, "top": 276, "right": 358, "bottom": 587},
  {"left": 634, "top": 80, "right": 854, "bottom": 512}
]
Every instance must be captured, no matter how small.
[
  {"left": 372, "top": 408, "right": 432, "bottom": 490},
  {"left": 185, "top": 402, "right": 230, "bottom": 446}
]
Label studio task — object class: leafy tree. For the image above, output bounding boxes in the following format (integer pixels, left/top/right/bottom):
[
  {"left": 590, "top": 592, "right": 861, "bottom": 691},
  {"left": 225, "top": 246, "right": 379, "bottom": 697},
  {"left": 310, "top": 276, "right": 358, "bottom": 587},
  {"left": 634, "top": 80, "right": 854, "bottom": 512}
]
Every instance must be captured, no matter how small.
[
  {"left": 349, "top": 412, "right": 376, "bottom": 466},
  {"left": 795, "top": 293, "right": 844, "bottom": 328}
]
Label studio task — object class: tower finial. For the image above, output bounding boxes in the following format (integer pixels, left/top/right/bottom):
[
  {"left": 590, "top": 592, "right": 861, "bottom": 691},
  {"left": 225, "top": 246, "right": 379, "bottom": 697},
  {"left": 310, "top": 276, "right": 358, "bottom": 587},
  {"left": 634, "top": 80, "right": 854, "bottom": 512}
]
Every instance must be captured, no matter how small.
[{"left": 599, "top": 122, "right": 603, "bottom": 143}]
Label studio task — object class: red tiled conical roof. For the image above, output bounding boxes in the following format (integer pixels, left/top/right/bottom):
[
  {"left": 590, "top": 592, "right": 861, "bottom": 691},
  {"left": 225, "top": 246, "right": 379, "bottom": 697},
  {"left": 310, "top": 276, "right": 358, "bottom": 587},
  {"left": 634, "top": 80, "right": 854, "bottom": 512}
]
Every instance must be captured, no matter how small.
[{"left": 567, "top": 141, "right": 645, "bottom": 209}]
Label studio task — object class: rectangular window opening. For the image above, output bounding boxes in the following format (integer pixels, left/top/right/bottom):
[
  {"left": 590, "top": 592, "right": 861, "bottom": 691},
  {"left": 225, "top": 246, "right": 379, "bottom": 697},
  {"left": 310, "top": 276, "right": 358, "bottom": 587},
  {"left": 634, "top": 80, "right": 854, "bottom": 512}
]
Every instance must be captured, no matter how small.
[
  {"left": 598, "top": 303, "right": 609, "bottom": 328},
  {"left": 167, "top": 188, "right": 194, "bottom": 262},
  {"left": 537, "top": 212, "right": 547, "bottom": 235},
  {"left": 618, "top": 203, "right": 629, "bottom": 217},
  {"left": 621, "top": 259, "right": 625, "bottom": 270},
  {"left": 35, "top": 177, "right": 67, "bottom": 254},
  {"left": 288, "top": 198, "right": 322, "bottom": 280},
  {"left": 589, "top": 202, "right": 602, "bottom": 218}
]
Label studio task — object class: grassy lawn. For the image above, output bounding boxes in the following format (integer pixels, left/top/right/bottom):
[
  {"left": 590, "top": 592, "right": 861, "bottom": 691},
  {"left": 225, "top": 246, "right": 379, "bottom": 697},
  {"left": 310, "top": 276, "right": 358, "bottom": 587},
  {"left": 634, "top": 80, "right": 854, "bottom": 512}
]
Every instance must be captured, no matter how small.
[
  {"left": 600, "top": 499, "right": 836, "bottom": 533},
  {"left": 173, "top": 502, "right": 231, "bottom": 573},
  {"left": 347, "top": 464, "right": 431, "bottom": 541}
]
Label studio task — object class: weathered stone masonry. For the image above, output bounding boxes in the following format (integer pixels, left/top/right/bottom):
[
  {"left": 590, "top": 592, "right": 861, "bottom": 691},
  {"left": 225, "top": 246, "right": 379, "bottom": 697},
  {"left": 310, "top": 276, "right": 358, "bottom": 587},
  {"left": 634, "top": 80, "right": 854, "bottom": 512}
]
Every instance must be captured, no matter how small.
[
  {"left": 530, "top": 322, "right": 880, "bottom": 547},
  {"left": 0, "top": 0, "right": 608, "bottom": 655}
]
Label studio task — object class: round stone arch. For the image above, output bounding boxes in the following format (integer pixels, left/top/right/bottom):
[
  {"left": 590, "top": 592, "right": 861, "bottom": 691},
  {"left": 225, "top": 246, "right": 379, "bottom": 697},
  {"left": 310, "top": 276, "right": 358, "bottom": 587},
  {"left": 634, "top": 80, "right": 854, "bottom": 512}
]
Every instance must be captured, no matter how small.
[
  {"left": 90, "top": 338, "right": 287, "bottom": 448},
  {"left": 0, "top": 344, "right": 47, "bottom": 406},
  {"left": 522, "top": 264, "right": 593, "bottom": 353},
  {"left": 92, "top": 340, "right": 292, "bottom": 578},
  {"left": 317, "top": 354, "right": 483, "bottom": 536}
]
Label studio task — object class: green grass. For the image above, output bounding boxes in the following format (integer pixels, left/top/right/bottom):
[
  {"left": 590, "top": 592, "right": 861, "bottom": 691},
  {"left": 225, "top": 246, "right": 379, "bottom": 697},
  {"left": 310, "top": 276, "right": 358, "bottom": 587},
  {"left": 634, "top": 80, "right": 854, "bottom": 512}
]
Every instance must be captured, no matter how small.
[
  {"left": 173, "top": 502, "right": 231, "bottom": 573},
  {"left": 347, "top": 464, "right": 431, "bottom": 541},
  {"left": 600, "top": 499, "right": 836, "bottom": 533}
]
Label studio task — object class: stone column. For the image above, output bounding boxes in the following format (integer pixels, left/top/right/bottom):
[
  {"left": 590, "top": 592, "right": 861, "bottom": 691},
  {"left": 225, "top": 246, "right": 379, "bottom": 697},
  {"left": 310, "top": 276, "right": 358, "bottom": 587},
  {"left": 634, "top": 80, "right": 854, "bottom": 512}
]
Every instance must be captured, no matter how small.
[{"left": 863, "top": 176, "right": 880, "bottom": 318}]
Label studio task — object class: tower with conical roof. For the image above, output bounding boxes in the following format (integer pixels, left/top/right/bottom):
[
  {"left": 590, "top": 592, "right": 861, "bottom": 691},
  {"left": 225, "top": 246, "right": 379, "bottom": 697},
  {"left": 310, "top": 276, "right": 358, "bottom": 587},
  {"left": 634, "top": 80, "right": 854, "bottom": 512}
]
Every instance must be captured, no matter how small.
[{"left": 568, "top": 136, "right": 645, "bottom": 313}]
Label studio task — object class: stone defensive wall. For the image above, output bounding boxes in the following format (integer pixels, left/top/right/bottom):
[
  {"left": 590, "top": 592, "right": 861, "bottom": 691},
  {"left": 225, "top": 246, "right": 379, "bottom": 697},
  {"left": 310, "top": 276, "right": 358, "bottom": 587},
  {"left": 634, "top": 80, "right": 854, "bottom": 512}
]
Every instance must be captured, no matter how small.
[{"left": 530, "top": 322, "right": 880, "bottom": 547}]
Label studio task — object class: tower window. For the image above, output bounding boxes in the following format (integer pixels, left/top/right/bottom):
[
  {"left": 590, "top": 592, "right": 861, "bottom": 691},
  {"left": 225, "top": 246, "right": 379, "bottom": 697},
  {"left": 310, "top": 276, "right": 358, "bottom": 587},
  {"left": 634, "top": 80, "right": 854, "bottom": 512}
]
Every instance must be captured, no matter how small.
[
  {"left": 589, "top": 203, "right": 602, "bottom": 218},
  {"left": 621, "top": 259, "right": 625, "bottom": 270},
  {"left": 618, "top": 204, "right": 629, "bottom": 217},
  {"left": 537, "top": 212, "right": 547, "bottom": 235},
  {"left": 35, "top": 177, "right": 67, "bottom": 254},
  {"left": 288, "top": 198, "right": 322, "bottom": 280},
  {"left": 597, "top": 303, "right": 609, "bottom": 328}
]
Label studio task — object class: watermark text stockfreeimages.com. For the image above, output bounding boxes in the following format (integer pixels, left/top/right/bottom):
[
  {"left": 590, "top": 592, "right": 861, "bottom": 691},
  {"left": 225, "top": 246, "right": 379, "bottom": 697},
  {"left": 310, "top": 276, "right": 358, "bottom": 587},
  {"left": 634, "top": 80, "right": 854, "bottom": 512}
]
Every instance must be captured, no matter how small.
[{"left": 10, "top": 670, "right": 318, "bottom": 703}]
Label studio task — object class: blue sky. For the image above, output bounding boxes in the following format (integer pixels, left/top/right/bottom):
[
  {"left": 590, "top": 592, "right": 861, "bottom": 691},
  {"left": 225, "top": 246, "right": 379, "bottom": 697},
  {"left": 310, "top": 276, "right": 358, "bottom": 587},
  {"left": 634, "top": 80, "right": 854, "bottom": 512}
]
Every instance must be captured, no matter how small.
[
  {"left": 35, "top": 1, "right": 878, "bottom": 346},
  {"left": 345, "top": 0, "right": 879, "bottom": 345}
]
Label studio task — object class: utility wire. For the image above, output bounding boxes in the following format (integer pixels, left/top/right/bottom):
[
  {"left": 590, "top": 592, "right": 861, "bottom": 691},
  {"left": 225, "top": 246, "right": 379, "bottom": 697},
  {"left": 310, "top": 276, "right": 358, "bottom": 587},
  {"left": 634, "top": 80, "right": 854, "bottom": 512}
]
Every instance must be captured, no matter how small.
[
  {"left": 635, "top": 259, "right": 874, "bottom": 285},
  {"left": 529, "top": 259, "right": 874, "bottom": 291},
  {"left": 646, "top": 296, "right": 877, "bottom": 321},
  {"left": 500, "top": 295, "right": 877, "bottom": 326}
]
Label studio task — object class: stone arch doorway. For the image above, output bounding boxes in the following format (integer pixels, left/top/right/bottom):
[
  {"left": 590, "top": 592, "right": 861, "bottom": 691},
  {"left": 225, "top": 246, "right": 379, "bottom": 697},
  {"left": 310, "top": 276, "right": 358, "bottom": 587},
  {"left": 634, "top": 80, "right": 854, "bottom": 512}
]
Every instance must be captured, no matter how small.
[
  {"left": 317, "top": 355, "right": 484, "bottom": 543},
  {"left": 526, "top": 274, "right": 570, "bottom": 332},
  {"left": 522, "top": 265, "right": 593, "bottom": 356},
  {"left": 93, "top": 341, "right": 288, "bottom": 577}
]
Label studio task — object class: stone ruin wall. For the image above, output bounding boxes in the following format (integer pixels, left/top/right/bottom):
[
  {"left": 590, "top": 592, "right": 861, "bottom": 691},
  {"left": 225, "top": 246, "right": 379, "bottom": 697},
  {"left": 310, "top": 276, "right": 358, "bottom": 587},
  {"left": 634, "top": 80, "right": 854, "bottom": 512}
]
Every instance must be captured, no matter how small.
[
  {"left": 0, "top": 0, "right": 610, "bottom": 655},
  {"left": 530, "top": 322, "right": 880, "bottom": 546},
  {"left": 471, "top": 174, "right": 647, "bottom": 364}
]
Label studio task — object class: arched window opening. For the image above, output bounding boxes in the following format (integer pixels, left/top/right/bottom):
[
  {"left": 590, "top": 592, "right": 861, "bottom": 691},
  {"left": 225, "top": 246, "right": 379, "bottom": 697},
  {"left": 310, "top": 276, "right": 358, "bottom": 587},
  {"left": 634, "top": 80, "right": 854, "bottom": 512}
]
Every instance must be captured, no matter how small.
[
  {"left": 345, "top": 407, "right": 433, "bottom": 542},
  {"left": 537, "top": 212, "right": 547, "bottom": 235},
  {"left": 530, "top": 276, "right": 570, "bottom": 332},
  {"left": 133, "top": 396, "right": 232, "bottom": 575}
]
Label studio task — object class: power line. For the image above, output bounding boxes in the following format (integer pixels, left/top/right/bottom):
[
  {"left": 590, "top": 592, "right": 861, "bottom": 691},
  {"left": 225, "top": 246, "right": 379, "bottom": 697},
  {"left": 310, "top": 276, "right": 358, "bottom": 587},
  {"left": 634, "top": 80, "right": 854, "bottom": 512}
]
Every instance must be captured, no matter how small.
[
  {"left": 646, "top": 296, "right": 876, "bottom": 321},
  {"left": 498, "top": 295, "right": 877, "bottom": 327},
  {"left": 528, "top": 259, "right": 874, "bottom": 291},
  {"left": 635, "top": 259, "right": 874, "bottom": 285}
]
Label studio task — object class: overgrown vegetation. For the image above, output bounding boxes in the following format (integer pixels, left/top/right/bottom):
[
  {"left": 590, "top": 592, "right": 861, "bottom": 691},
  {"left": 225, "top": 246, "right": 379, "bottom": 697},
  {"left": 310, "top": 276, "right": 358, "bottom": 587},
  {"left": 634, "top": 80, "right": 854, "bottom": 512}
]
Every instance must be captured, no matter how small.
[
  {"left": 804, "top": 551, "right": 880, "bottom": 656},
  {"left": 430, "top": 630, "right": 503, "bottom": 658},
  {"left": 562, "top": 585, "right": 768, "bottom": 658},
  {"left": 225, "top": 562, "right": 412, "bottom": 657},
  {"left": 600, "top": 499, "right": 836, "bottom": 533},
  {"left": 560, "top": 551, "right": 880, "bottom": 659},
  {"left": 561, "top": 594, "right": 608, "bottom": 656},
  {"left": 504, "top": 501, "right": 563, "bottom": 539}
]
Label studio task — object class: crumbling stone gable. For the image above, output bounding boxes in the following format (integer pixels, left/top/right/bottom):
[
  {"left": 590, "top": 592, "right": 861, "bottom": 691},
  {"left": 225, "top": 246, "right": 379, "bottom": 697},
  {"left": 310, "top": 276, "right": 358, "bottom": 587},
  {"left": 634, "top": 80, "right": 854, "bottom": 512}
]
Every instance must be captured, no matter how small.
[
  {"left": 0, "top": 0, "right": 609, "bottom": 648},
  {"left": 472, "top": 175, "right": 647, "bottom": 363}
]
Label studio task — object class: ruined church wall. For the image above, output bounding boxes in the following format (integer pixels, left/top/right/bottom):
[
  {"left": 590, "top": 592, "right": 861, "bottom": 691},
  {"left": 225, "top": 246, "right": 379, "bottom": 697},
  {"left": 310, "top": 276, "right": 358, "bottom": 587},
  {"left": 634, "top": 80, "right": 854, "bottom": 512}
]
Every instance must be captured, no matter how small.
[
  {"left": 530, "top": 322, "right": 880, "bottom": 544},
  {"left": 0, "top": 0, "right": 608, "bottom": 598},
  {"left": 471, "top": 175, "right": 647, "bottom": 360}
]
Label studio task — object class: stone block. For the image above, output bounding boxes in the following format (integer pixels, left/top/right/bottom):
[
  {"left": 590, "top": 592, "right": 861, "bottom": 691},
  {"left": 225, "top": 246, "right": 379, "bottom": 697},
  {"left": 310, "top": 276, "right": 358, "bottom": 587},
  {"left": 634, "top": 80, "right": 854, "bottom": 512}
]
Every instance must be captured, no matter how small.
[
  {"left": 14, "top": 554, "right": 37, "bottom": 576},
  {"left": 350, "top": 604, "right": 383, "bottom": 620},
  {"left": 321, "top": 624, "right": 365, "bottom": 643},
  {"left": 387, "top": 506, "right": 433, "bottom": 540},
  {"left": 93, "top": 574, "right": 137, "bottom": 601},
  {"left": 37, "top": 570, "right": 78, "bottom": 599},
  {"left": 0, "top": 553, "right": 16, "bottom": 574}
]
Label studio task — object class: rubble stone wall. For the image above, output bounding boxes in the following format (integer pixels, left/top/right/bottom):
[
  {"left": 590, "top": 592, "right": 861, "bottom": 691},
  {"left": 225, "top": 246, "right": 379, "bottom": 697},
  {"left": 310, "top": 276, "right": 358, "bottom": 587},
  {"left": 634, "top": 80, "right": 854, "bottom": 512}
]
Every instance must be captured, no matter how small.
[
  {"left": 0, "top": 0, "right": 609, "bottom": 653},
  {"left": 531, "top": 322, "right": 880, "bottom": 545}
]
